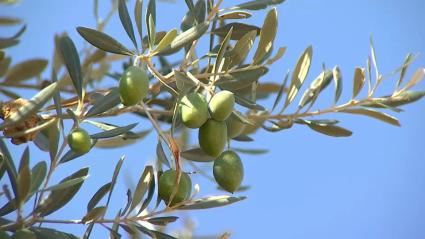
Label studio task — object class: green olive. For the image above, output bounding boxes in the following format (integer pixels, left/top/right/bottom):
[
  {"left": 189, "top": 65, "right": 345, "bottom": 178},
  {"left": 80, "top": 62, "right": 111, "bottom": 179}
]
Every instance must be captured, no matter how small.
[
  {"left": 209, "top": 90, "right": 235, "bottom": 121},
  {"left": 67, "top": 128, "right": 91, "bottom": 154},
  {"left": 226, "top": 112, "right": 246, "bottom": 138},
  {"left": 12, "top": 229, "right": 36, "bottom": 239},
  {"left": 198, "top": 119, "right": 227, "bottom": 157},
  {"left": 158, "top": 169, "right": 192, "bottom": 206},
  {"left": 180, "top": 93, "right": 209, "bottom": 128},
  {"left": 119, "top": 66, "right": 149, "bottom": 106},
  {"left": 213, "top": 150, "right": 244, "bottom": 193}
]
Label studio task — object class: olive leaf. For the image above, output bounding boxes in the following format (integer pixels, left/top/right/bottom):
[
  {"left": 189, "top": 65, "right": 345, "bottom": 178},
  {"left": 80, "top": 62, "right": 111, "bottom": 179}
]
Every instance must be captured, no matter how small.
[
  {"left": 212, "top": 22, "right": 260, "bottom": 40},
  {"left": 213, "top": 26, "right": 233, "bottom": 76},
  {"left": 396, "top": 53, "right": 415, "bottom": 89},
  {"left": 297, "top": 120, "right": 352, "bottom": 137},
  {"left": 272, "top": 70, "right": 289, "bottom": 111},
  {"left": 333, "top": 66, "right": 343, "bottom": 104},
  {"left": 364, "top": 91, "right": 425, "bottom": 108},
  {"left": 87, "top": 182, "right": 111, "bottom": 212},
  {"left": 86, "top": 88, "right": 121, "bottom": 117},
  {"left": 265, "top": 46, "right": 286, "bottom": 65},
  {"left": 146, "top": 216, "right": 178, "bottom": 226},
  {"left": 118, "top": 0, "right": 138, "bottom": 49},
  {"left": 229, "top": 0, "right": 285, "bottom": 10},
  {"left": 146, "top": 0, "right": 156, "bottom": 49},
  {"left": 181, "top": 148, "right": 216, "bottom": 162},
  {"left": 352, "top": 67, "right": 366, "bottom": 98},
  {"left": 178, "top": 195, "right": 247, "bottom": 210},
  {"left": 59, "top": 36, "right": 83, "bottom": 100},
  {"left": 284, "top": 46, "right": 313, "bottom": 109},
  {"left": 0, "top": 81, "right": 59, "bottom": 130},
  {"left": 159, "top": 21, "right": 209, "bottom": 55},
  {"left": 152, "top": 29, "right": 178, "bottom": 55},
  {"left": 219, "top": 11, "right": 252, "bottom": 20},
  {"left": 82, "top": 206, "right": 106, "bottom": 223},
  {"left": 253, "top": 8, "right": 277, "bottom": 64},
  {"left": 298, "top": 70, "right": 333, "bottom": 108},
  {"left": 134, "top": 0, "right": 144, "bottom": 45},
  {"left": 128, "top": 166, "right": 154, "bottom": 213},
  {"left": 339, "top": 108, "right": 400, "bottom": 126},
  {"left": 77, "top": 27, "right": 134, "bottom": 56},
  {"left": 216, "top": 66, "right": 268, "bottom": 91},
  {"left": 36, "top": 167, "right": 89, "bottom": 216},
  {"left": 29, "top": 161, "right": 47, "bottom": 193},
  {"left": 90, "top": 123, "right": 138, "bottom": 139},
  {"left": 227, "top": 30, "right": 257, "bottom": 68},
  {"left": 4, "top": 59, "right": 48, "bottom": 82},
  {"left": 16, "top": 152, "right": 31, "bottom": 205},
  {"left": 0, "top": 16, "right": 21, "bottom": 25},
  {"left": 30, "top": 227, "right": 79, "bottom": 239},
  {"left": 41, "top": 175, "right": 88, "bottom": 192},
  {"left": 94, "top": 129, "right": 151, "bottom": 149}
]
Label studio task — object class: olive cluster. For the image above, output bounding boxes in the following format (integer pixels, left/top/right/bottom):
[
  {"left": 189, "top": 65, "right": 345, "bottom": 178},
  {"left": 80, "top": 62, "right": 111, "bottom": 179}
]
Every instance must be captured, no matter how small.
[{"left": 179, "top": 90, "right": 245, "bottom": 193}]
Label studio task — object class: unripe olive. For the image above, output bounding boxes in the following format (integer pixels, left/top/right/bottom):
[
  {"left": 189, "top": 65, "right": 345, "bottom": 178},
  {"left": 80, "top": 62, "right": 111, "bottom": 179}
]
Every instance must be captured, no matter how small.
[
  {"left": 213, "top": 150, "right": 244, "bottom": 193},
  {"left": 180, "top": 93, "right": 209, "bottom": 128},
  {"left": 198, "top": 119, "right": 227, "bottom": 157},
  {"left": 209, "top": 90, "right": 235, "bottom": 121},
  {"left": 158, "top": 169, "right": 192, "bottom": 206},
  {"left": 226, "top": 112, "right": 246, "bottom": 138},
  {"left": 119, "top": 66, "right": 149, "bottom": 106},
  {"left": 67, "top": 128, "right": 91, "bottom": 154},
  {"left": 12, "top": 229, "right": 36, "bottom": 239}
]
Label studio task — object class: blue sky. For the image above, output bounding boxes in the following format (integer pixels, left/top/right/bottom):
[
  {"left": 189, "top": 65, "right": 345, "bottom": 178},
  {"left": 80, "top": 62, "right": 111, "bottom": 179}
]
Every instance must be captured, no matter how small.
[{"left": 1, "top": 0, "right": 425, "bottom": 238}]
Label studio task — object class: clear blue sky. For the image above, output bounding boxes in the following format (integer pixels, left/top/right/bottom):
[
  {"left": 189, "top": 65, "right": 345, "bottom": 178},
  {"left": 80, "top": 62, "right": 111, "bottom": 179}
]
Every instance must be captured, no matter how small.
[{"left": 1, "top": 0, "right": 425, "bottom": 238}]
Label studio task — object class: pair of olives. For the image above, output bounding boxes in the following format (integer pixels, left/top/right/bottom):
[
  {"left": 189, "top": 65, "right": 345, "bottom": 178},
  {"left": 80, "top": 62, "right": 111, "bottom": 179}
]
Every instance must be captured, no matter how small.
[
  {"left": 158, "top": 149, "right": 244, "bottom": 205},
  {"left": 180, "top": 90, "right": 245, "bottom": 157}
]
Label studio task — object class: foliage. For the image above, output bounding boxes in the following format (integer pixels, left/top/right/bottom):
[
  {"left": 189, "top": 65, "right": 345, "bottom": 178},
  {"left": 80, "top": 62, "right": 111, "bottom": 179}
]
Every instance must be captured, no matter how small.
[{"left": 0, "top": 0, "right": 424, "bottom": 238}]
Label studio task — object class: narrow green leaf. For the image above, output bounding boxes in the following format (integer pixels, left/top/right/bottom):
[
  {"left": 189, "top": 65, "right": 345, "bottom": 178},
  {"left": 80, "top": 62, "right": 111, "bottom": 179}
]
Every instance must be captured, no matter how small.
[
  {"left": 90, "top": 123, "right": 138, "bottom": 139},
  {"left": 82, "top": 206, "right": 106, "bottom": 223},
  {"left": 364, "top": 91, "right": 425, "bottom": 108},
  {"left": 48, "top": 120, "right": 60, "bottom": 161},
  {"left": 106, "top": 156, "right": 124, "bottom": 210},
  {"left": 181, "top": 148, "right": 215, "bottom": 162},
  {"left": 94, "top": 129, "right": 151, "bottom": 149},
  {"left": 59, "top": 36, "right": 83, "bottom": 100},
  {"left": 370, "top": 36, "right": 379, "bottom": 77},
  {"left": 396, "top": 53, "right": 415, "bottom": 89},
  {"left": 0, "top": 82, "right": 59, "bottom": 130},
  {"left": 147, "top": 216, "right": 178, "bottom": 226},
  {"left": 86, "top": 88, "right": 121, "bottom": 117},
  {"left": 340, "top": 108, "right": 400, "bottom": 126},
  {"left": 36, "top": 167, "right": 89, "bottom": 216},
  {"left": 306, "top": 122, "right": 352, "bottom": 137},
  {"left": 29, "top": 161, "right": 47, "bottom": 193},
  {"left": 214, "top": 26, "right": 233, "bottom": 76},
  {"left": 227, "top": 30, "right": 257, "bottom": 67},
  {"left": 30, "top": 227, "right": 79, "bottom": 239},
  {"left": 253, "top": 8, "right": 278, "bottom": 64},
  {"left": 147, "top": 14, "right": 156, "bottom": 49},
  {"left": 0, "top": 56, "right": 12, "bottom": 77},
  {"left": 178, "top": 195, "right": 246, "bottom": 210},
  {"left": 0, "top": 17, "right": 21, "bottom": 25},
  {"left": 232, "top": 148, "right": 268, "bottom": 155},
  {"left": 216, "top": 66, "right": 268, "bottom": 91},
  {"left": 87, "top": 182, "right": 111, "bottom": 212},
  {"left": 230, "top": 0, "right": 285, "bottom": 10},
  {"left": 219, "top": 11, "right": 252, "bottom": 20},
  {"left": 194, "top": 0, "right": 206, "bottom": 23},
  {"left": 41, "top": 176, "right": 88, "bottom": 192},
  {"left": 265, "top": 46, "right": 286, "bottom": 65},
  {"left": 156, "top": 140, "right": 171, "bottom": 168},
  {"left": 284, "top": 46, "right": 313, "bottom": 108},
  {"left": 119, "top": 0, "right": 138, "bottom": 49},
  {"left": 234, "top": 94, "right": 265, "bottom": 110},
  {"left": 129, "top": 166, "right": 154, "bottom": 213},
  {"left": 272, "top": 70, "right": 289, "bottom": 111},
  {"left": 4, "top": 59, "right": 48, "bottom": 82},
  {"left": 16, "top": 159, "right": 31, "bottom": 205},
  {"left": 212, "top": 22, "right": 260, "bottom": 40},
  {"left": 134, "top": 0, "right": 144, "bottom": 46},
  {"left": 333, "top": 66, "right": 343, "bottom": 104},
  {"left": 298, "top": 70, "right": 333, "bottom": 108},
  {"left": 77, "top": 27, "right": 134, "bottom": 56},
  {"left": 352, "top": 67, "right": 366, "bottom": 98},
  {"left": 153, "top": 29, "right": 177, "bottom": 54},
  {"left": 159, "top": 21, "right": 209, "bottom": 55}
]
